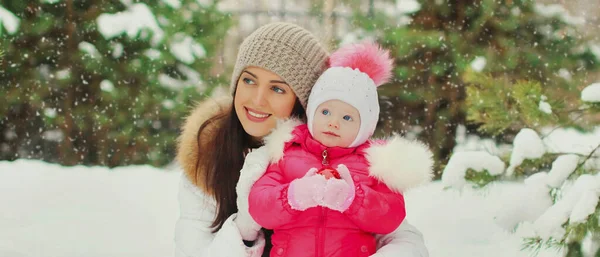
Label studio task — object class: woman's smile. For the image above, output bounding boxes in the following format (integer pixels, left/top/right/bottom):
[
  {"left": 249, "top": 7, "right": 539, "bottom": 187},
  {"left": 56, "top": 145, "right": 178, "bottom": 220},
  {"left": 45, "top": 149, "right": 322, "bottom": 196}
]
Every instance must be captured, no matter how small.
[{"left": 245, "top": 107, "right": 272, "bottom": 122}]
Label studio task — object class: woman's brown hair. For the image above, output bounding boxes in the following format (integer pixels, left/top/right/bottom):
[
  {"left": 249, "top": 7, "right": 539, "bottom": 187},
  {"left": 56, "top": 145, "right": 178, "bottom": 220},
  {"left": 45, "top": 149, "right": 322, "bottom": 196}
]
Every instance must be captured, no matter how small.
[{"left": 195, "top": 92, "right": 305, "bottom": 256}]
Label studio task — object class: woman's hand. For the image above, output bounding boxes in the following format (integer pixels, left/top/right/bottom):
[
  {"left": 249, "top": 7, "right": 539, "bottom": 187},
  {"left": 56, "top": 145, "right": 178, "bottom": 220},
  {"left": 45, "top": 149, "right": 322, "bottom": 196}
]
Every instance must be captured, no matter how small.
[
  {"left": 320, "top": 164, "right": 356, "bottom": 212},
  {"left": 235, "top": 146, "right": 270, "bottom": 241},
  {"left": 287, "top": 168, "right": 328, "bottom": 211}
]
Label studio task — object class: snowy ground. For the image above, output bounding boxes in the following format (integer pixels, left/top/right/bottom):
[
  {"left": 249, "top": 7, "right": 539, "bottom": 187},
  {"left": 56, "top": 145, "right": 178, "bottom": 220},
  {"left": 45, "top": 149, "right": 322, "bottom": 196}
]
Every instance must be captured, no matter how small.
[
  {"left": 0, "top": 160, "right": 180, "bottom": 257},
  {"left": 0, "top": 159, "right": 566, "bottom": 257}
]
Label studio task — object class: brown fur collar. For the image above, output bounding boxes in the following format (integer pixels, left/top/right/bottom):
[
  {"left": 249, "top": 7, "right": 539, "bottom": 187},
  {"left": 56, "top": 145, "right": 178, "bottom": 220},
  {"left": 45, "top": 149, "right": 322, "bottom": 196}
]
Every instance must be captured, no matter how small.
[{"left": 176, "top": 95, "right": 233, "bottom": 195}]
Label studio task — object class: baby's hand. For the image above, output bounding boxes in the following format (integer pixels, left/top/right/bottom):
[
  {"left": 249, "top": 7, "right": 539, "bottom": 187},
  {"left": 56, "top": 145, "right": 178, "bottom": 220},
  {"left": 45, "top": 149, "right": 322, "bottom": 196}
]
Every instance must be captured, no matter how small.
[{"left": 317, "top": 167, "right": 341, "bottom": 180}]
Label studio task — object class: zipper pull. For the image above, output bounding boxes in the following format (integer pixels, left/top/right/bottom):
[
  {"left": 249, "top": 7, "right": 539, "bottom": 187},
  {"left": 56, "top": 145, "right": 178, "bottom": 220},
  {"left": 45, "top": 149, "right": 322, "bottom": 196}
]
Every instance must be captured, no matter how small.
[{"left": 322, "top": 149, "right": 329, "bottom": 166}]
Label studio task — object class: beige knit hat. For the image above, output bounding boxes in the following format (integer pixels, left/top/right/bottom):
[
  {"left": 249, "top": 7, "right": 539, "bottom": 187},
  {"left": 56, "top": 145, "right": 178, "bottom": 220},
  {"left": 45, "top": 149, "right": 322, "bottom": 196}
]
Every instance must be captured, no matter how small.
[{"left": 229, "top": 22, "right": 329, "bottom": 109}]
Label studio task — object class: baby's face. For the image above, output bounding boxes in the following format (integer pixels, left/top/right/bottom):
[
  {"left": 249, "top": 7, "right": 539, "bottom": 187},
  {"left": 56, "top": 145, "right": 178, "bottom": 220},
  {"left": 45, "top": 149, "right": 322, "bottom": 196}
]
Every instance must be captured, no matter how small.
[{"left": 312, "top": 100, "right": 360, "bottom": 148}]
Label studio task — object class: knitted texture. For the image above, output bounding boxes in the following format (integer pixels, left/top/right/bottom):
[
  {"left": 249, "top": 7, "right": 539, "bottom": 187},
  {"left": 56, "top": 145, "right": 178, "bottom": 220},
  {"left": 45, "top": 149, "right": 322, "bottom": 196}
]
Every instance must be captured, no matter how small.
[{"left": 229, "top": 22, "right": 329, "bottom": 109}]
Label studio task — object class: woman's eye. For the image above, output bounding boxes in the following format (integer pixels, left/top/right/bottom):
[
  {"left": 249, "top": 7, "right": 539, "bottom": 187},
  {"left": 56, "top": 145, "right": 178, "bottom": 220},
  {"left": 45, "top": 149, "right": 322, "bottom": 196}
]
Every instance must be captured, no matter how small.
[
  {"left": 343, "top": 115, "right": 353, "bottom": 121},
  {"left": 321, "top": 109, "right": 330, "bottom": 115},
  {"left": 243, "top": 78, "right": 255, "bottom": 85},
  {"left": 271, "top": 86, "right": 285, "bottom": 94}
]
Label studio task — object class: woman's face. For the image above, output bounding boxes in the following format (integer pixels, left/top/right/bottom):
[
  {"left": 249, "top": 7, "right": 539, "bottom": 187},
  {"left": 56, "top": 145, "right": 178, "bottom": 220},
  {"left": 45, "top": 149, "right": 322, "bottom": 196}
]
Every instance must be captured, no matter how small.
[{"left": 234, "top": 66, "right": 297, "bottom": 139}]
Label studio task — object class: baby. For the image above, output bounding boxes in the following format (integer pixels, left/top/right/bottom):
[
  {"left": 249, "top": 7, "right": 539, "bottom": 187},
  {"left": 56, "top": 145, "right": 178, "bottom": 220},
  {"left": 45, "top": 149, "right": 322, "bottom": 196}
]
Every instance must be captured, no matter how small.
[{"left": 248, "top": 42, "right": 433, "bottom": 257}]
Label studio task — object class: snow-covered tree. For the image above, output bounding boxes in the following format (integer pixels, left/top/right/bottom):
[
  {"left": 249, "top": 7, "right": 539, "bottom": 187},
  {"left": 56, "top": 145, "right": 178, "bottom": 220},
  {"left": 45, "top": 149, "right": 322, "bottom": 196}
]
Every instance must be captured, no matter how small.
[
  {"left": 443, "top": 75, "right": 600, "bottom": 256},
  {"left": 0, "top": 0, "right": 231, "bottom": 166},
  {"left": 346, "top": 0, "right": 600, "bottom": 174}
]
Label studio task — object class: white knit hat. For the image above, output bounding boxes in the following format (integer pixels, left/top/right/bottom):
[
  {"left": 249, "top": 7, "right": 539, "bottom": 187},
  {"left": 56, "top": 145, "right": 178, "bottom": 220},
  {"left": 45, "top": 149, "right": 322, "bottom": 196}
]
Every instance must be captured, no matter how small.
[{"left": 306, "top": 42, "right": 394, "bottom": 147}]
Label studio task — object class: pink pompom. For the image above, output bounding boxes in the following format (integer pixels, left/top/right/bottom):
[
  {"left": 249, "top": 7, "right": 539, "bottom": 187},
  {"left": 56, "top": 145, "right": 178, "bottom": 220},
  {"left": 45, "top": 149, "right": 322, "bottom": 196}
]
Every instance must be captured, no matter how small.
[{"left": 328, "top": 42, "right": 394, "bottom": 86}]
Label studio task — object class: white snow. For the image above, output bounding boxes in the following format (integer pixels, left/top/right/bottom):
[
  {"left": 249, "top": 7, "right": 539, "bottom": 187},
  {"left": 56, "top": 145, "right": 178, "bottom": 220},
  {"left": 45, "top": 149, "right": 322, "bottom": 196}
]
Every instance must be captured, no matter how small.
[
  {"left": 451, "top": 124, "right": 600, "bottom": 236},
  {"left": 541, "top": 126, "right": 600, "bottom": 156},
  {"left": 56, "top": 69, "right": 71, "bottom": 80},
  {"left": 144, "top": 49, "right": 162, "bottom": 60},
  {"left": 169, "top": 34, "right": 207, "bottom": 64},
  {"left": 111, "top": 42, "right": 124, "bottom": 59},
  {"left": 557, "top": 68, "right": 572, "bottom": 81},
  {"left": 532, "top": 174, "right": 600, "bottom": 240},
  {"left": 0, "top": 6, "right": 20, "bottom": 35},
  {"left": 41, "top": 130, "right": 63, "bottom": 142},
  {"left": 582, "top": 233, "right": 600, "bottom": 257},
  {"left": 96, "top": 3, "right": 164, "bottom": 46},
  {"left": 100, "top": 80, "right": 115, "bottom": 92},
  {"left": 0, "top": 159, "right": 566, "bottom": 257},
  {"left": 545, "top": 154, "right": 579, "bottom": 188},
  {"left": 534, "top": 3, "right": 585, "bottom": 26},
  {"left": 406, "top": 182, "right": 562, "bottom": 257},
  {"left": 44, "top": 108, "right": 57, "bottom": 118},
  {"left": 441, "top": 151, "right": 505, "bottom": 188},
  {"left": 78, "top": 42, "right": 101, "bottom": 59},
  {"left": 162, "top": 99, "right": 175, "bottom": 110},
  {"left": 0, "top": 160, "right": 180, "bottom": 257},
  {"left": 506, "top": 129, "right": 546, "bottom": 176},
  {"left": 581, "top": 82, "right": 600, "bottom": 102},
  {"left": 488, "top": 179, "right": 553, "bottom": 231},
  {"left": 539, "top": 96, "right": 552, "bottom": 114},
  {"left": 396, "top": 0, "right": 421, "bottom": 14},
  {"left": 570, "top": 189, "right": 599, "bottom": 223},
  {"left": 158, "top": 64, "right": 203, "bottom": 91},
  {"left": 511, "top": 7, "right": 521, "bottom": 16},
  {"left": 584, "top": 156, "right": 600, "bottom": 171},
  {"left": 339, "top": 29, "right": 377, "bottom": 47},
  {"left": 159, "top": 74, "right": 185, "bottom": 90},
  {"left": 591, "top": 44, "right": 600, "bottom": 62},
  {"left": 162, "top": 0, "right": 181, "bottom": 9},
  {"left": 196, "top": 0, "right": 212, "bottom": 7},
  {"left": 470, "top": 56, "right": 487, "bottom": 72},
  {"left": 453, "top": 125, "right": 512, "bottom": 157}
]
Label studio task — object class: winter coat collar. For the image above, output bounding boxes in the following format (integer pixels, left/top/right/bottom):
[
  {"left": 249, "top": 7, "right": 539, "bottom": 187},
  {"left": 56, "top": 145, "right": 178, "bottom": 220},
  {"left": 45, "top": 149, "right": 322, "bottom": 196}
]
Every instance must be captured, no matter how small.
[
  {"left": 176, "top": 94, "right": 233, "bottom": 195},
  {"left": 285, "top": 124, "right": 370, "bottom": 160},
  {"left": 264, "top": 118, "right": 435, "bottom": 192}
]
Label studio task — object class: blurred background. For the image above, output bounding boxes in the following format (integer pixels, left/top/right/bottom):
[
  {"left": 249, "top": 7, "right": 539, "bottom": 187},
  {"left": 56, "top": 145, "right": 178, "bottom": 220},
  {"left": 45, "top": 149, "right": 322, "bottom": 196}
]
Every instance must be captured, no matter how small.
[{"left": 1, "top": 0, "right": 598, "bottom": 170}]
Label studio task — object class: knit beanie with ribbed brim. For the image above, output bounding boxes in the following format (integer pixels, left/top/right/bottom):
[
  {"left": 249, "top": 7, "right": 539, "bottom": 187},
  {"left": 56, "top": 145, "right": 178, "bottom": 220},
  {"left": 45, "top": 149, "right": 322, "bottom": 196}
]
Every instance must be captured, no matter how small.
[{"left": 229, "top": 22, "right": 329, "bottom": 109}]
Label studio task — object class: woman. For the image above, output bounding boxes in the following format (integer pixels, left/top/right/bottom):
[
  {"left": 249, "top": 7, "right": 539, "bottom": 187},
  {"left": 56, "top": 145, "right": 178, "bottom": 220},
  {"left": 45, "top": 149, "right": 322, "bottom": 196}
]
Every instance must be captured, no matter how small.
[{"left": 174, "top": 22, "right": 430, "bottom": 257}]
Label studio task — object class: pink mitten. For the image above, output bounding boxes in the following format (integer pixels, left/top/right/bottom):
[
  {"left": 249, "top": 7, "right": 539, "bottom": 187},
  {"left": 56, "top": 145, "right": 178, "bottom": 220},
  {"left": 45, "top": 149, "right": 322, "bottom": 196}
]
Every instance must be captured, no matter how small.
[
  {"left": 321, "top": 164, "right": 356, "bottom": 212},
  {"left": 287, "top": 168, "right": 328, "bottom": 211}
]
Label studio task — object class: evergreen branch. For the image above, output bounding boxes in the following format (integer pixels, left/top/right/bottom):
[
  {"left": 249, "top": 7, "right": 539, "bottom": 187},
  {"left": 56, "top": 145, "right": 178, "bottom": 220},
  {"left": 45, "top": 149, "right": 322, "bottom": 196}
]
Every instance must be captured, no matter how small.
[
  {"left": 540, "top": 112, "right": 586, "bottom": 140},
  {"left": 464, "top": 168, "right": 500, "bottom": 188},
  {"left": 522, "top": 236, "right": 566, "bottom": 256},
  {"left": 544, "top": 152, "right": 600, "bottom": 158},
  {"left": 574, "top": 143, "right": 600, "bottom": 173}
]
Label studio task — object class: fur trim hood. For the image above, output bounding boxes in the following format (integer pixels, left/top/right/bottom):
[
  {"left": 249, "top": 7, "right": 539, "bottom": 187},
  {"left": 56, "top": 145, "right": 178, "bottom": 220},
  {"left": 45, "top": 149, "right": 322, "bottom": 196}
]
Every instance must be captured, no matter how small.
[
  {"left": 264, "top": 119, "right": 435, "bottom": 192},
  {"left": 176, "top": 95, "right": 233, "bottom": 194}
]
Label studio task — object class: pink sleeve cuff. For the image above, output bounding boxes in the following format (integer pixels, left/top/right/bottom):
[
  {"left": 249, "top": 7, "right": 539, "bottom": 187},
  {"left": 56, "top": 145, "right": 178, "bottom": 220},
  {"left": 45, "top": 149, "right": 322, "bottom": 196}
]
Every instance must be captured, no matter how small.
[{"left": 281, "top": 184, "right": 302, "bottom": 213}]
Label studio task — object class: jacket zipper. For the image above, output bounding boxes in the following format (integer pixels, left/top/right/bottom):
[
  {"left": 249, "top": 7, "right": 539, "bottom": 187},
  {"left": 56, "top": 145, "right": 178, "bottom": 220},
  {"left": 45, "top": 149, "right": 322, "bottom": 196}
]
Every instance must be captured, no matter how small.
[{"left": 317, "top": 149, "right": 329, "bottom": 257}]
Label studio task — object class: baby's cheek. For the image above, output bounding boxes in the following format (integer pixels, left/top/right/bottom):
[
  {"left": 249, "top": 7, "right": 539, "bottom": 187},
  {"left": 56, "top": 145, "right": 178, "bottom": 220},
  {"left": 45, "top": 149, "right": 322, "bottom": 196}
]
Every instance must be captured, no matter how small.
[{"left": 340, "top": 134, "right": 355, "bottom": 147}]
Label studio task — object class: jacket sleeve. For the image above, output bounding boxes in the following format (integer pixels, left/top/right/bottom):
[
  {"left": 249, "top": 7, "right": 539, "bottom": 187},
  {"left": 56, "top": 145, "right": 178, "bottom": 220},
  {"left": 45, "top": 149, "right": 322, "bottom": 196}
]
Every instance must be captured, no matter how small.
[
  {"left": 370, "top": 220, "right": 429, "bottom": 257},
  {"left": 174, "top": 174, "right": 265, "bottom": 257},
  {"left": 248, "top": 162, "right": 301, "bottom": 229},
  {"left": 344, "top": 180, "right": 406, "bottom": 235}
]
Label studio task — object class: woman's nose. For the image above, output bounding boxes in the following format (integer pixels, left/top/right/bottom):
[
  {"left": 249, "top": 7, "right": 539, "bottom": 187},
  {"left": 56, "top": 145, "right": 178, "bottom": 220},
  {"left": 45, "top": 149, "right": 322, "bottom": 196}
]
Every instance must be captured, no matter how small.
[{"left": 252, "top": 86, "right": 267, "bottom": 106}]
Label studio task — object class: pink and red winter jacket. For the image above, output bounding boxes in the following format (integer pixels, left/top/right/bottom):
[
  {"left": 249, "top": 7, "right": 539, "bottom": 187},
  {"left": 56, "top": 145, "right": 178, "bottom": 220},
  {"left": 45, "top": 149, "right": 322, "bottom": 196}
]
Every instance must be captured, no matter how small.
[{"left": 249, "top": 124, "right": 406, "bottom": 257}]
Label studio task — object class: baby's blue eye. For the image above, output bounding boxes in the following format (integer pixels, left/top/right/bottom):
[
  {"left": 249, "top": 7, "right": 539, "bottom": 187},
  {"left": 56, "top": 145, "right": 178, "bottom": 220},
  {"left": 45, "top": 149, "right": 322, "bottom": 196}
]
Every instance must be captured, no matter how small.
[
  {"left": 321, "top": 109, "right": 330, "bottom": 115},
  {"left": 243, "top": 78, "right": 255, "bottom": 85},
  {"left": 343, "top": 115, "right": 353, "bottom": 121}
]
